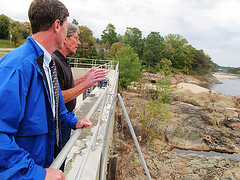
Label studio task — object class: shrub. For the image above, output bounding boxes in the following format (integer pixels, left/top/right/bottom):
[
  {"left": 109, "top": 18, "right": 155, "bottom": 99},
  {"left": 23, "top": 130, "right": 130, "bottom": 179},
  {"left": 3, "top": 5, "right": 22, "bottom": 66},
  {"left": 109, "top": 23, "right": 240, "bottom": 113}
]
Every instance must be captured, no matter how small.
[
  {"left": 130, "top": 99, "right": 171, "bottom": 144},
  {"left": 115, "top": 45, "right": 142, "bottom": 88}
]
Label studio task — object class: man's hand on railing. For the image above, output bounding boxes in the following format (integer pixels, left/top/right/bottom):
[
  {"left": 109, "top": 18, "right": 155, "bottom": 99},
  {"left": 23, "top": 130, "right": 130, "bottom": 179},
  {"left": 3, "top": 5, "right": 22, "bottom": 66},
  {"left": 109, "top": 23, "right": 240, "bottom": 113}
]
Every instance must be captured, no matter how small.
[
  {"left": 75, "top": 118, "right": 92, "bottom": 129},
  {"left": 45, "top": 168, "right": 65, "bottom": 180},
  {"left": 84, "top": 68, "right": 107, "bottom": 89}
]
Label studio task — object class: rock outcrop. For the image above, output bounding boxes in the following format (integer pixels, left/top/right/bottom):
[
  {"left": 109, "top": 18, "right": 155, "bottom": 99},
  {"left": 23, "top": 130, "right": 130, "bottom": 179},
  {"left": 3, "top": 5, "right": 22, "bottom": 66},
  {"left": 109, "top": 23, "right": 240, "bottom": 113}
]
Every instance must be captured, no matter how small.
[
  {"left": 114, "top": 73, "right": 240, "bottom": 180},
  {"left": 169, "top": 82, "right": 240, "bottom": 153}
]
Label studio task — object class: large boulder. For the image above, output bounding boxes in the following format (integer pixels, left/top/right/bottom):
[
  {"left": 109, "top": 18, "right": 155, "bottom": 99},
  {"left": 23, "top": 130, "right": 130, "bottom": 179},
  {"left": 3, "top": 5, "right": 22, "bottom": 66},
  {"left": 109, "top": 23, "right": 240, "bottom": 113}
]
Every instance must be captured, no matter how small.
[{"left": 168, "top": 82, "right": 240, "bottom": 153}]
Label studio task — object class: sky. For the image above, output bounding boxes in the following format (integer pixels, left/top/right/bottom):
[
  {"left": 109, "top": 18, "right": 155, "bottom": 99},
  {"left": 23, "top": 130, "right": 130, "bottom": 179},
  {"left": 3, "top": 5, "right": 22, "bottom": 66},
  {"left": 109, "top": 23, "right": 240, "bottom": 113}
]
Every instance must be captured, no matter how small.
[{"left": 1, "top": 0, "right": 240, "bottom": 67}]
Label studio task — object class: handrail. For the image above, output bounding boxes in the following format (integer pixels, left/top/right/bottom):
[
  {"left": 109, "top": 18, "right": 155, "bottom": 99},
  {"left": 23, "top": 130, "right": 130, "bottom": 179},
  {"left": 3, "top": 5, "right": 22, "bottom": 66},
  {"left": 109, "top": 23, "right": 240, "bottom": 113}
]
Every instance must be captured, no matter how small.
[
  {"left": 51, "top": 60, "right": 118, "bottom": 170},
  {"left": 99, "top": 94, "right": 117, "bottom": 180},
  {"left": 118, "top": 94, "right": 152, "bottom": 180},
  {"left": 110, "top": 62, "right": 119, "bottom": 94},
  {"left": 74, "top": 88, "right": 108, "bottom": 180},
  {"left": 50, "top": 61, "right": 152, "bottom": 180},
  {"left": 68, "top": 58, "right": 118, "bottom": 70},
  {"left": 50, "top": 87, "right": 108, "bottom": 169}
]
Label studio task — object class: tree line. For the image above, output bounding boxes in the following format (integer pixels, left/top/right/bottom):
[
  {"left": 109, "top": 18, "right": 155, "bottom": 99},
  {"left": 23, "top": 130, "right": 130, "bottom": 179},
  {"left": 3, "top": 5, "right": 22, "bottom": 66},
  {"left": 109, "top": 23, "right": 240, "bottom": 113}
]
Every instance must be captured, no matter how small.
[
  {"left": 0, "top": 14, "right": 31, "bottom": 46},
  {"left": 1, "top": 14, "right": 220, "bottom": 87},
  {"left": 73, "top": 22, "right": 217, "bottom": 75}
]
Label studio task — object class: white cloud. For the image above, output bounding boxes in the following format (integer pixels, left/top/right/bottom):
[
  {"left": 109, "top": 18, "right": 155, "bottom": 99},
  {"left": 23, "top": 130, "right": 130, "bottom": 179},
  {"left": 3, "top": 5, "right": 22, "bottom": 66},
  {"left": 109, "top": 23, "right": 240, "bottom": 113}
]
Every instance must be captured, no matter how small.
[{"left": 0, "top": 0, "right": 240, "bottom": 67}]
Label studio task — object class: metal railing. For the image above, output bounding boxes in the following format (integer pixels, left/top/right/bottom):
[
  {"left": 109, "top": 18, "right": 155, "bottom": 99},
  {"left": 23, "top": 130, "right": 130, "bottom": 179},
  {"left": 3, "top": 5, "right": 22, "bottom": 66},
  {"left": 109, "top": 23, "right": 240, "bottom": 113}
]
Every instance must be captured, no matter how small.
[
  {"left": 68, "top": 58, "right": 118, "bottom": 71},
  {"left": 50, "top": 59, "right": 117, "bottom": 170},
  {"left": 50, "top": 59, "right": 152, "bottom": 180}
]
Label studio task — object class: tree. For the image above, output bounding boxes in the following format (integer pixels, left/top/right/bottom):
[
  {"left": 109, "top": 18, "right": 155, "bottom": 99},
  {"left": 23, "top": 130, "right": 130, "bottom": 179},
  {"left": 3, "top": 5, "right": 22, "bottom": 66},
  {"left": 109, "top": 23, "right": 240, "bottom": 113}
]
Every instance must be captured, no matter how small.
[
  {"left": 123, "top": 27, "right": 144, "bottom": 59},
  {"left": 115, "top": 45, "right": 142, "bottom": 88},
  {"left": 143, "top": 31, "right": 164, "bottom": 72},
  {"left": 20, "top": 22, "right": 31, "bottom": 38},
  {"left": 109, "top": 42, "right": 124, "bottom": 58},
  {"left": 101, "top": 23, "right": 118, "bottom": 46},
  {"left": 95, "top": 42, "right": 111, "bottom": 59},
  {"left": 159, "top": 58, "right": 172, "bottom": 74},
  {"left": 12, "top": 21, "right": 31, "bottom": 39},
  {"left": 190, "top": 47, "right": 213, "bottom": 74},
  {"left": 10, "top": 27, "right": 22, "bottom": 46},
  {"left": 0, "top": 14, "right": 10, "bottom": 39},
  {"left": 72, "top": 19, "right": 79, "bottom": 26},
  {"left": 163, "top": 34, "right": 193, "bottom": 73},
  {"left": 76, "top": 25, "right": 97, "bottom": 58}
]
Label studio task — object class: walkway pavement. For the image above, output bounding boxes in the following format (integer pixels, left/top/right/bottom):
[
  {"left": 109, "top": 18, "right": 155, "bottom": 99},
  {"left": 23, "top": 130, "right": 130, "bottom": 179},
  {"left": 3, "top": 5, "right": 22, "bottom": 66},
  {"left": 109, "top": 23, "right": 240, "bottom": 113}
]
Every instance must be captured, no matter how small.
[{"left": 63, "top": 68, "right": 117, "bottom": 179}]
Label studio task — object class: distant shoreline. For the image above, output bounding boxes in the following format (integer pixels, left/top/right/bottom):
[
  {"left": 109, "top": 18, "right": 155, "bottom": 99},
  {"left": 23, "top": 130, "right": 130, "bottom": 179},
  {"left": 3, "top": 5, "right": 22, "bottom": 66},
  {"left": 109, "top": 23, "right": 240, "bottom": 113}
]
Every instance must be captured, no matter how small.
[{"left": 212, "top": 72, "right": 240, "bottom": 80}]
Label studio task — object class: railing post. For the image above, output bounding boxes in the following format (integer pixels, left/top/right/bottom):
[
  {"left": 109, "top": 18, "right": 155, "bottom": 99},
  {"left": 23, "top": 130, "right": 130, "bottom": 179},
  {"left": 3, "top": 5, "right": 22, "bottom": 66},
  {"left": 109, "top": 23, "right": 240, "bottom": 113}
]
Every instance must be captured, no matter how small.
[{"left": 117, "top": 94, "right": 152, "bottom": 180}]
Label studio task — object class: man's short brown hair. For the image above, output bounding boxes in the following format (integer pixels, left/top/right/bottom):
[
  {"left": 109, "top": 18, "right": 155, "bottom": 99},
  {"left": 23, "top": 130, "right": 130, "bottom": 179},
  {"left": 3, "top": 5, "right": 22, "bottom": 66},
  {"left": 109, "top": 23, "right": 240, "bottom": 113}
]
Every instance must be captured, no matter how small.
[{"left": 28, "top": 0, "right": 69, "bottom": 34}]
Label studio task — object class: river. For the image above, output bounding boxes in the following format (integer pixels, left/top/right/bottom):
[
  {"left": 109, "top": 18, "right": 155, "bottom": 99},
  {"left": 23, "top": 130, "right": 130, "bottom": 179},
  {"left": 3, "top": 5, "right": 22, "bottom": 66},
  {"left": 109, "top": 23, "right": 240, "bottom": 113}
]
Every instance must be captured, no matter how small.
[
  {"left": 173, "top": 72, "right": 240, "bottom": 160},
  {"left": 205, "top": 73, "right": 240, "bottom": 96}
]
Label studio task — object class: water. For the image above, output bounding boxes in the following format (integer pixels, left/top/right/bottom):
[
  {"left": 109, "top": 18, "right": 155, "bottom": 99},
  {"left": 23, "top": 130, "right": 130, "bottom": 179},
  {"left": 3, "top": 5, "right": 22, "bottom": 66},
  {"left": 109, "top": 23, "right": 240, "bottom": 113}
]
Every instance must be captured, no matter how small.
[
  {"left": 173, "top": 149, "right": 240, "bottom": 161},
  {"left": 204, "top": 73, "right": 240, "bottom": 96},
  {"left": 173, "top": 73, "right": 240, "bottom": 160}
]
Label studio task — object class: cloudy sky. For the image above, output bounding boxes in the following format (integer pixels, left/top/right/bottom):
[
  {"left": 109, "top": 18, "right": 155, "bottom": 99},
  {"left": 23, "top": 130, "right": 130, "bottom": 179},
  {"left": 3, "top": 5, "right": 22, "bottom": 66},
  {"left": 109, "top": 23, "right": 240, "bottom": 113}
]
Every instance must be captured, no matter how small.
[{"left": 1, "top": 0, "right": 240, "bottom": 67}]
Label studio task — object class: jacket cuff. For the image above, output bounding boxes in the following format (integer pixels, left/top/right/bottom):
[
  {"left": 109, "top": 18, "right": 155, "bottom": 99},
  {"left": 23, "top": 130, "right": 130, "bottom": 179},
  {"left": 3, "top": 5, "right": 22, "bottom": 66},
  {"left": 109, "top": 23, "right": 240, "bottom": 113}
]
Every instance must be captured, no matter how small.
[
  {"left": 71, "top": 116, "right": 78, "bottom": 129},
  {"left": 33, "top": 165, "right": 46, "bottom": 180}
]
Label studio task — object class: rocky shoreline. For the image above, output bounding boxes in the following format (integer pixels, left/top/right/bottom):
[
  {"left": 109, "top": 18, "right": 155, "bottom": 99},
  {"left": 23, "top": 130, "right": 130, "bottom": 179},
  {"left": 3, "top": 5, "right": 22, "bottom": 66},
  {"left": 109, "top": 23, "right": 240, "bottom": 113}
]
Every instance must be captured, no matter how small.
[{"left": 113, "top": 72, "right": 240, "bottom": 180}]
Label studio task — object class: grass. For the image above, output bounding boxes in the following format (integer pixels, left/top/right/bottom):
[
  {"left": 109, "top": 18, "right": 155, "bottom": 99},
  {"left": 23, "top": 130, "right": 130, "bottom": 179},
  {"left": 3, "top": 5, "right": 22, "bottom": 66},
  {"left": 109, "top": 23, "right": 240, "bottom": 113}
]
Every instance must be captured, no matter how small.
[
  {"left": 0, "top": 49, "right": 12, "bottom": 53},
  {"left": 0, "top": 38, "right": 25, "bottom": 48},
  {"left": 0, "top": 39, "right": 15, "bottom": 48}
]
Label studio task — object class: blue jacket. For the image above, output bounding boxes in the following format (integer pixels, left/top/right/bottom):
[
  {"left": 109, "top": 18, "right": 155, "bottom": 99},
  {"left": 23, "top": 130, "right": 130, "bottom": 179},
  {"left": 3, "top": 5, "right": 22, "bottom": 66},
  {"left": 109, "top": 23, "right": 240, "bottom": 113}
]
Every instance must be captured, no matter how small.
[{"left": 0, "top": 37, "right": 78, "bottom": 179}]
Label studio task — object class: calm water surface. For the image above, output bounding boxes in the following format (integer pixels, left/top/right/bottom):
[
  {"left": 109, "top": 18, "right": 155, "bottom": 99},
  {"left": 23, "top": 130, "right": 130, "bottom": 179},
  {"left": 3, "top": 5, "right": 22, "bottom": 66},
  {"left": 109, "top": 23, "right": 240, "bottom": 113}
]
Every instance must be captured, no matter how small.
[
  {"left": 206, "top": 77, "right": 240, "bottom": 96},
  {"left": 173, "top": 149, "right": 240, "bottom": 161}
]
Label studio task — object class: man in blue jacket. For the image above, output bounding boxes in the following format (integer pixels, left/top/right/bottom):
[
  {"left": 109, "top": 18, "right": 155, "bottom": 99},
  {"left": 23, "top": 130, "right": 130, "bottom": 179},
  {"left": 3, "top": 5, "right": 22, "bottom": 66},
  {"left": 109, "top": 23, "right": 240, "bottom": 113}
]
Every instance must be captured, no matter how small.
[{"left": 0, "top": 0, "right": 92, "bottom": 179}]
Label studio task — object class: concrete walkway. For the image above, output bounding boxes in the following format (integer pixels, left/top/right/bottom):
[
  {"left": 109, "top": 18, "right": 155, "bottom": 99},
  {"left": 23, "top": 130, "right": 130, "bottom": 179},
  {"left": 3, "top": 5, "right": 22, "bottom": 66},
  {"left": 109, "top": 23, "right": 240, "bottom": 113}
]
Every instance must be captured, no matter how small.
[{"left": 63, "top": 68, "right": 117, "bottom": 179}]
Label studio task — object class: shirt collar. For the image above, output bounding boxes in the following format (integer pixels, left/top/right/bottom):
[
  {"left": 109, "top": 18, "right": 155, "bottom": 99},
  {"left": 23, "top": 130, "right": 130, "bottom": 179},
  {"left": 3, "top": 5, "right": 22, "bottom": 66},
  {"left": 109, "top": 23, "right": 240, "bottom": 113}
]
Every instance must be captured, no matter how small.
[
  {"left": 54, "top": 50, "right": 68, "bottom": 63},
  {"left": 35, "top": 40, "right": 52, "bottom": 66}
]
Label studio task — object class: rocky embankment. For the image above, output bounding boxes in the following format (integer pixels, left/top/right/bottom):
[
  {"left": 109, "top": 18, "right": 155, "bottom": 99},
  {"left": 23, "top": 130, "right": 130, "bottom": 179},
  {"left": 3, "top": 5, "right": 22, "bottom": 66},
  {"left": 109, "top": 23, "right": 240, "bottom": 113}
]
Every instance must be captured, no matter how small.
[{"left": 113, "top": 72, "right": 240, "bottom": 180}]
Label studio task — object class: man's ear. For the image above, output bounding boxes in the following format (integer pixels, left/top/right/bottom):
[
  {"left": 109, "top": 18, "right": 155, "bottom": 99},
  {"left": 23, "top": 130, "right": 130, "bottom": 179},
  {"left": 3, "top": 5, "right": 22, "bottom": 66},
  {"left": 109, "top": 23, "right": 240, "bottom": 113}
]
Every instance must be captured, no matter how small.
[
  {"left": 53, "top": 19, "right": 61, "bottom": 33},
  {"left": 64, "top": 37, "right": 67, "bottom": 44}
]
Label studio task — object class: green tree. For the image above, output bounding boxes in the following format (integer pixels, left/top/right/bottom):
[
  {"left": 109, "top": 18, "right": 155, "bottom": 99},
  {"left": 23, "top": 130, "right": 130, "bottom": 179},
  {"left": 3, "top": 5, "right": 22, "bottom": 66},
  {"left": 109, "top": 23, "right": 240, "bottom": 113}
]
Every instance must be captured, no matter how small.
[
  {"left": 115, "top": 45, "right": 142, "bottom": 88},
  {"left": 72, "top": 19, "right": 79, "bottom": 26},
  {"left": 101, "top": 23, "right": 118, "bottom": 46},
  {"left": 10, "top": 27, "right": 22, "bottom": 46},
  {"left": 190, "top": 47, "right": 213, "bottom": 74},
  {"left": 143, "top": 31, "right": 164, "bottom": 72},
  {"left": 159, "top": 58, "right": 172, "bottom": 74},
  {"left": 20, "top": 22, "right": 31, "bottom": 38},
  {"left": 123, "top": 27, "right": 144, "bottom": 59},
  {"left": 13, "top": 21, "right": 31, "bottom": 39},
  {"left": 0, "top": 14, "right": 10, "bottom": 39},
  {"left": 163, "top": 34, "right": 193, "bottom": 73},
  {"left": 76, "top": 25, "right": 97, "bottom": 58},
  {"left": 109, "top": 42, "right": 124, "bottom": 58}
]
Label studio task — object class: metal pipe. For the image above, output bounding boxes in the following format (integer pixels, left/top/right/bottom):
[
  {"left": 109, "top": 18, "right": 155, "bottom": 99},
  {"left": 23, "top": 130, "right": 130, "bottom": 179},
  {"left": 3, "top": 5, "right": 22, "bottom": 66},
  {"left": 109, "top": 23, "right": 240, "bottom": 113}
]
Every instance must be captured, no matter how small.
[
  {"left": 50, "top": 87, "right": 108, "bottom": 169},
  {"left": 74, "top": 89, "right": 108, "bottom": 179},
  {"left": 110, "top": 63, "right": 119, "bottom": 95},
  {"left": 99, "top": 94, "right": 117, "bottom": 180},
  {"left": 92, "top": 89, "right": 108, "bottom": 150},
  {"left": 117, "top": 94, "right": 152, "bottom": 180}
]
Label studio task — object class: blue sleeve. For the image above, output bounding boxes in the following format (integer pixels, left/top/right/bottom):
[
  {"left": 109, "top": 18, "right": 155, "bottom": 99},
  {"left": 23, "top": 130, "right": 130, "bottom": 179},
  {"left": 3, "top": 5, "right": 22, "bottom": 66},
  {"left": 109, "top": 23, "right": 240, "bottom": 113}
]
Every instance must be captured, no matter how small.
[
  {"left": 0, "top": 67, "right": 46, "bottom": 179},
  {"left": 59, "top": 88, "right": 78, "bottom": 129},
  {"left": 0, "top": 133, "right": 46, "bottom": 180}
]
